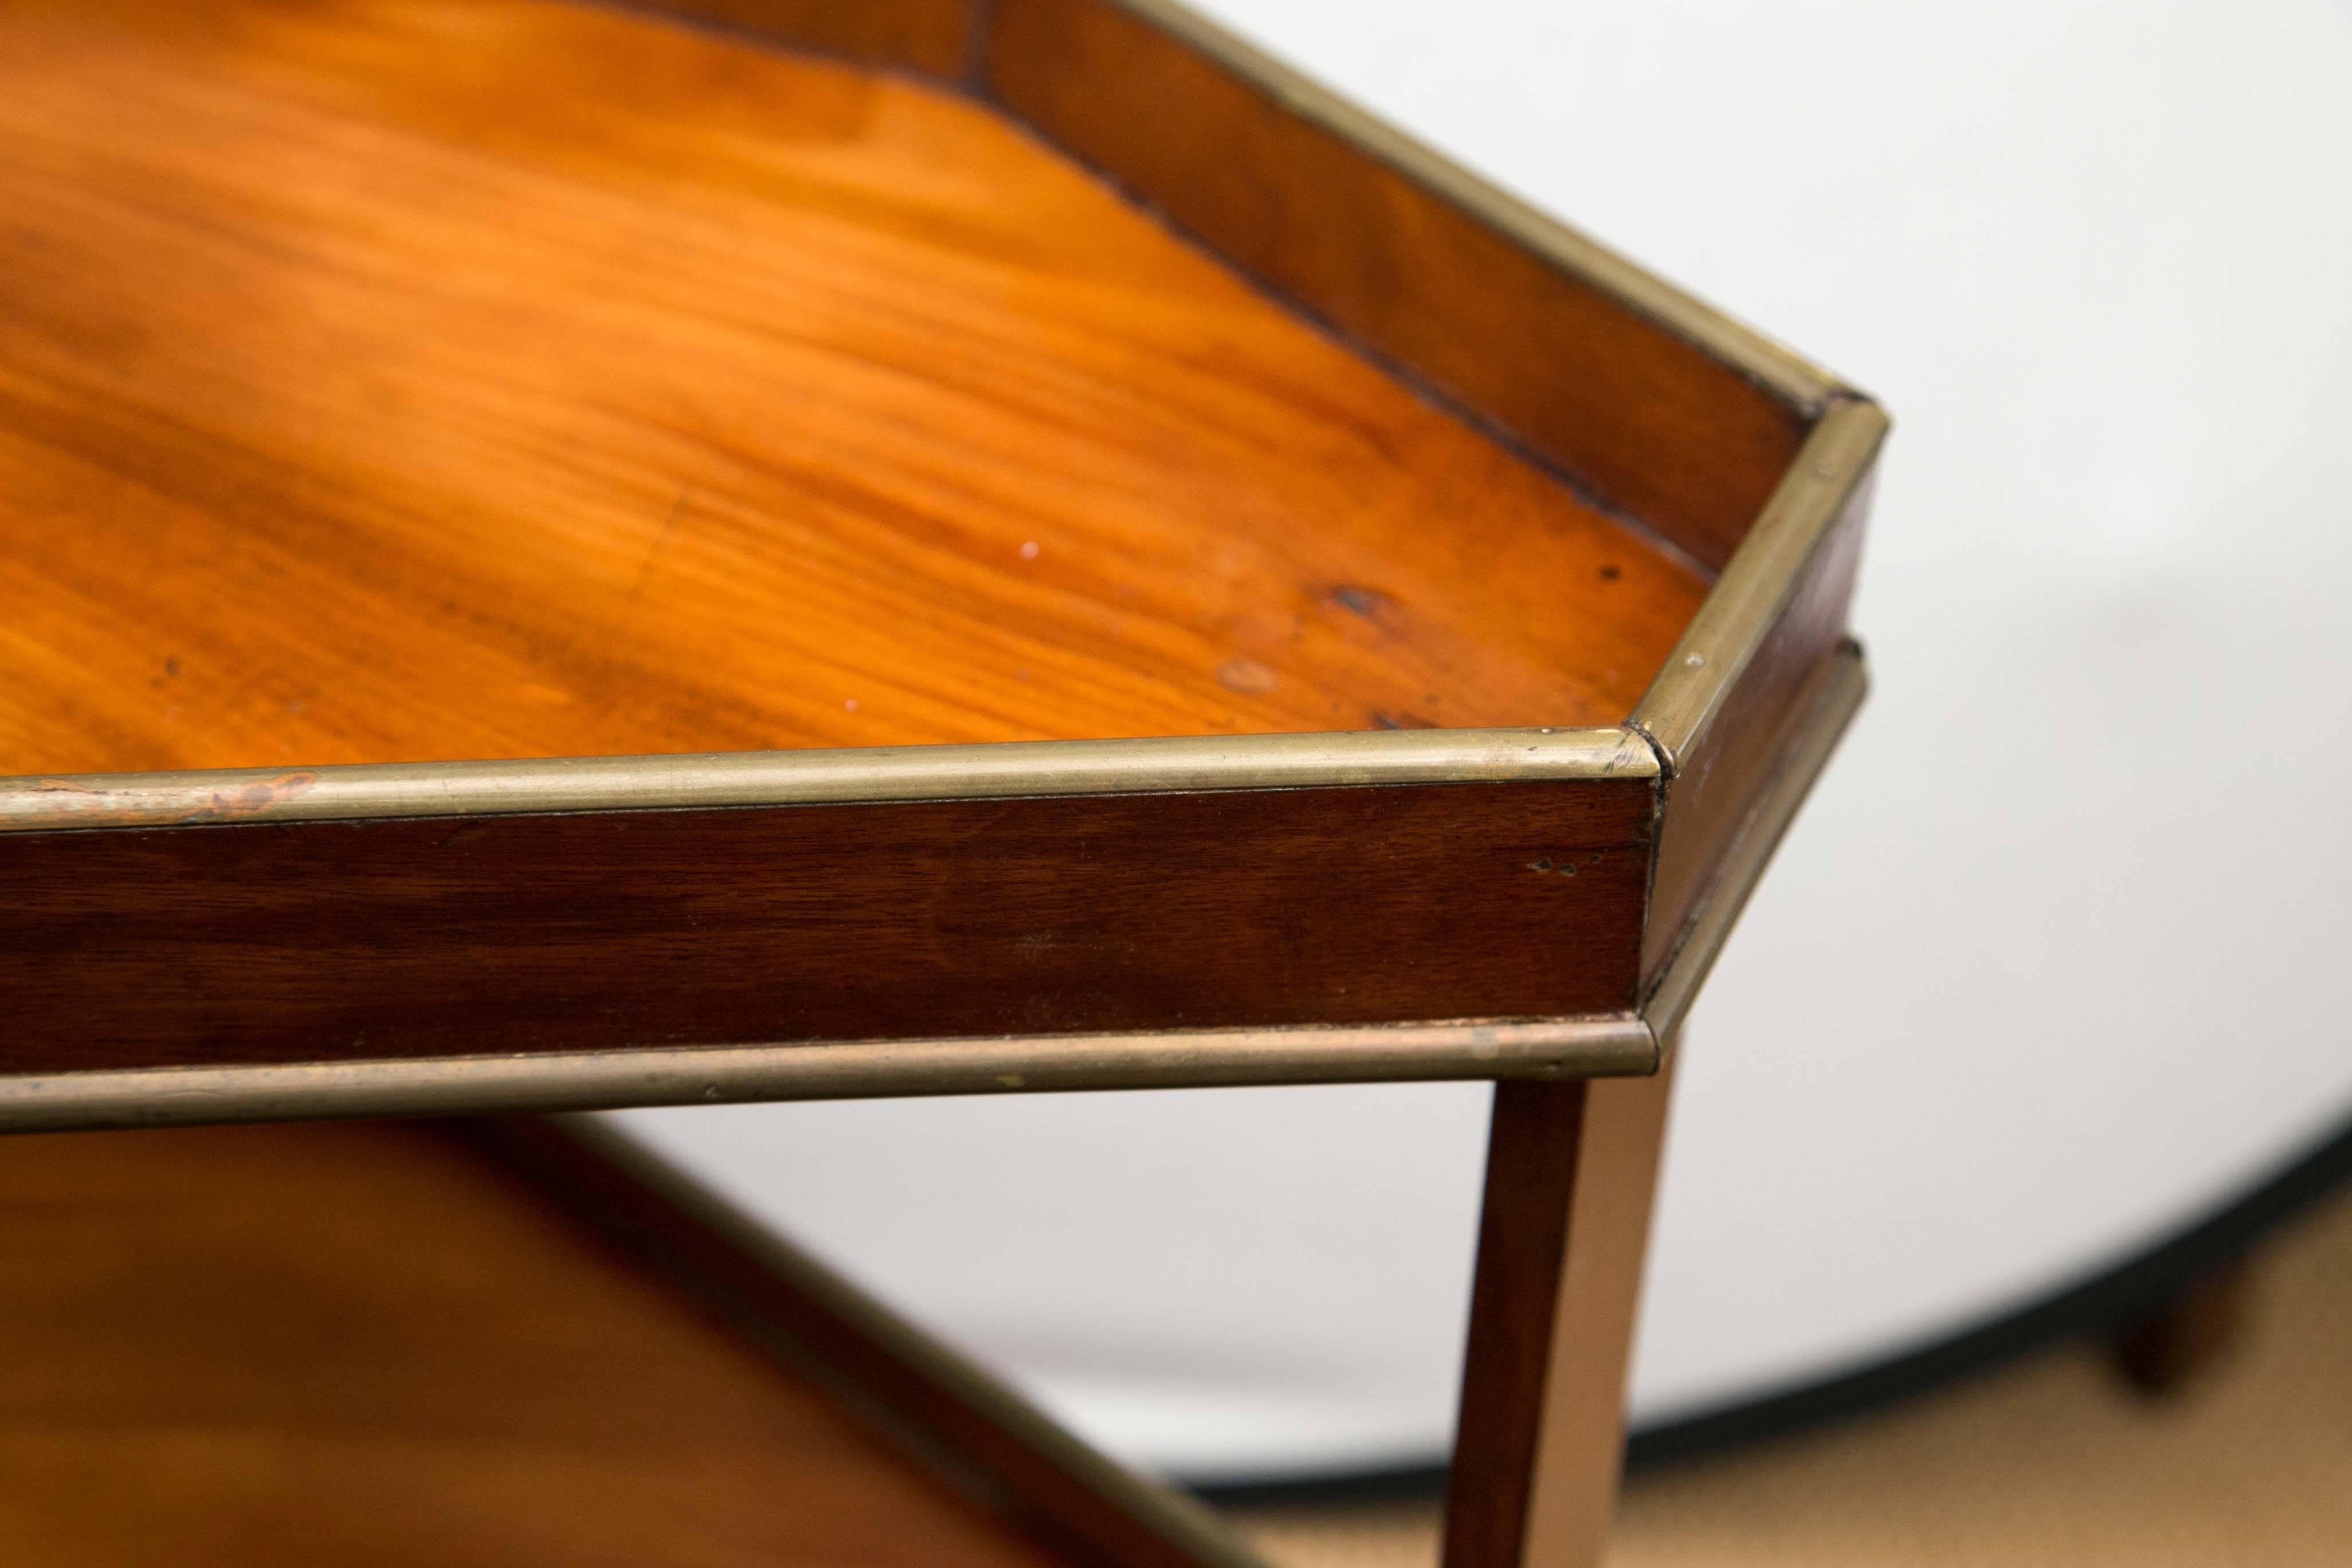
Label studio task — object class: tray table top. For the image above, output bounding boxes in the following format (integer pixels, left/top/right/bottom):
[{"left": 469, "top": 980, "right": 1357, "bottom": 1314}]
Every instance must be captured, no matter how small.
[
  {"left": 2, "top": 0, "right": 1701, "bottom": 778},
  {"left": 0, "top": 0, "right": 1885, "bottom": 1131}
]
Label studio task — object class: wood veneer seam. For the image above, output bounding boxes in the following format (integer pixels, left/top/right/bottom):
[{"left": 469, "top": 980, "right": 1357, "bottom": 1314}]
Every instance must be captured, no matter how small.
[
  {"left": 593, "top": 1, "right": 969, "bottom": 84},
  {"left": 964, "top": 0, "right": 999, "bottom": 87}
]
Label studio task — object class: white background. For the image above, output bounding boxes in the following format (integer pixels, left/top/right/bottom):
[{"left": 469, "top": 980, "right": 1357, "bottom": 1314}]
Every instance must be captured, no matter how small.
[{"left": 616, "top": 0, "right": 2352, "bottom": 1479}]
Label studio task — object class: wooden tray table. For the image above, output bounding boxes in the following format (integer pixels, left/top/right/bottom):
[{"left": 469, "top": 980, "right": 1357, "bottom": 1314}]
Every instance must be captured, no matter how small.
[{"left": 0, "top": 2, "right": 1887, "bottom": 1565}]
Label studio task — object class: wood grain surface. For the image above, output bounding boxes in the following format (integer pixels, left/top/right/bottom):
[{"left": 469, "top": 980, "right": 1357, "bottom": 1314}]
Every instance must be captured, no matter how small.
[
  {"left": 0, "top": 1119, "right": 1072, "bottom": 1567},
  {"left": 985, "top": 0, "right": 1813, "bottom": 571},
  {"left": 0, "top": 0, "right": 1703, "bottom": 781},
  {"left": 1444, "top": 1081, "right": 1594, "bottom": 1568},
  {"left": 0, "top": 777, "right": 1654, "bottom": 1073},
  {"left": 1442, "top": 1064, "right": 1677, "bottom": 1568},
  {"left": 472, "top": 1115, "right": 1255, "bottom": 1568}
]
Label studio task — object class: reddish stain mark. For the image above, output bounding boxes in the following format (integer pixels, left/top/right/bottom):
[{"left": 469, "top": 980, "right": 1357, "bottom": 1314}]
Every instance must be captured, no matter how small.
[{"left": 10, "top": 771, "right": 322, "bottom": 831}]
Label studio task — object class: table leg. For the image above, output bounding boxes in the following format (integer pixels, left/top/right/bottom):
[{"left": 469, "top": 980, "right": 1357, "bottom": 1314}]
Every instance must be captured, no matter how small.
[{"left": 1440, "top": 1049, "right": 1680, "bottom": 1568}]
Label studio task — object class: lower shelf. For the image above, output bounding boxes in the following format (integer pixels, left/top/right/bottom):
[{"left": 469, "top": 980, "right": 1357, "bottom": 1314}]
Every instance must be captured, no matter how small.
[{"left": 0, "top": 1117, "right": 1249, "bottom": 1567}]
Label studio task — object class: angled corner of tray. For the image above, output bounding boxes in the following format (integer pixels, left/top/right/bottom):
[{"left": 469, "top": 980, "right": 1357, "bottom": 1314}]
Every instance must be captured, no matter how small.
[{"left": 0, "top": 0, "right": 1887, "bottom": 1135}]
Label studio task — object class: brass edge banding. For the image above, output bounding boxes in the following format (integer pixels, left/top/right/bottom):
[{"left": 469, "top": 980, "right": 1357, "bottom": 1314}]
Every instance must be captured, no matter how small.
[
  {"left": 0, "top": 726, "right": 1652, "bottom": 834},
  {"left": 0, "top": 1016, "right": 1659, "bottom": 1134},
  {"left": 530, "top": 1116, "right": 1275, "bottom": 1568},
  {"left": 1629, "top": 399, "right": 1889, "bottom": 771},
  {"left": 1085, "top": 0, "right": 1847, "bottom": 415},
  {"left": 1641, "top": 642, "right": 1868, "bottom": 1044}
]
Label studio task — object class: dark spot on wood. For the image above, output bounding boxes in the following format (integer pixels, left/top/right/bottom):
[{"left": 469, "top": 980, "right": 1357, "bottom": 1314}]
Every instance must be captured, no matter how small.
[
  {"left": 1329, "top": 585, "right": 1389, "bottom": 617},
  {"left": 1529, "top": 859, "right": 1551, "bottom": 872},
  {"left": 1598, "top": 565, "right": 1621, "bottom": 582},
  {"left": 1370, "top": 710, "right": 1436, "bottom": 730},
  {"left": 163, "top": 656, "right": 181, "bottom": 677}
]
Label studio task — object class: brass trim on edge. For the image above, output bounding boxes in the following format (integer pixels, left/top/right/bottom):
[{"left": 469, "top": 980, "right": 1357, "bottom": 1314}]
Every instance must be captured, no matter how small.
[
  {"left": 1641, "top": 641, "right": 1869, "bottom": 1045},
  {"left": 1629, "top": 398, "right": 1888, "bottom": 771},
  {"left": 0, "top": 726, "right": 1653, "bottom": 834},
  {"left": 1090, "top": 0, "right": 1849, "bottom": 418},
  {"left": 0, "top": 1016, "right": 1659, "bottom": 1134}
]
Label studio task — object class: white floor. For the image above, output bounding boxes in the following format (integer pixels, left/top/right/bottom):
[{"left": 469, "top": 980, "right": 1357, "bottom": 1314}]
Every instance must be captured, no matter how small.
[{"left": 613, "top": 0, "right": 2352, "bottom": 1479}]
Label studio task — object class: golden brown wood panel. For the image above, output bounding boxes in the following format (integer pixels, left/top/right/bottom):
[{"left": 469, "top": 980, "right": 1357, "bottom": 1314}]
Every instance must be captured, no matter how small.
[
  {"left": 472, "top": 1115, "right": 1249, "bottom": 1568},
  {"left": 0, "top": 778, "right": 1655, "bottom": 1075},
  {"left": 632, "top": 0, "right": 974, "bottom": 76},
  {"left": 0, "top": 1119, "right": 1071, "bottom": 1568},
  {"left": 0, "top": 0, "right": 1703, "bottom": 782},
  {"left": 983, "top": 0, "right": 1813, "bottom": 572}
]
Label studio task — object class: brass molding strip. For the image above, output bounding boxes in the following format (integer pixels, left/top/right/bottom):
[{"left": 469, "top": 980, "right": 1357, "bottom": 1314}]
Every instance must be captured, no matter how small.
[
  {"left": 0, "top": 1016, "right": 1659, "bottom": 1134},
  {"left": 1092, "top": 0, "right": 1848, "bottom": 417},
  {"left": 1641, "top": 642, "right": 1869, "bottom": 1045},
  {"left": 1630, "top": 398, "right": 1889, "bottom": 771},
  {"left": 0, "top": 726, "right": 1653, "bottom": 834}
]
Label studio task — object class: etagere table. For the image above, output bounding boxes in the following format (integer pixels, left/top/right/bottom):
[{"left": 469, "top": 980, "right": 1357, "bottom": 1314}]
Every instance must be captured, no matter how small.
[{"left": 0, "top": 2, "right": 1884, "bottom": 1564}]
